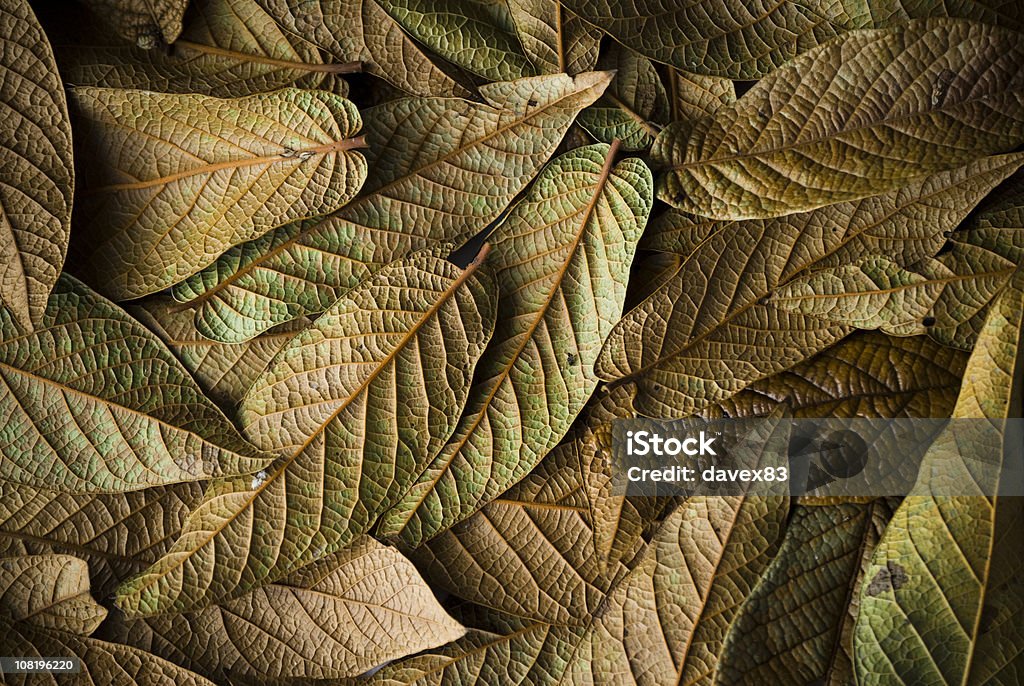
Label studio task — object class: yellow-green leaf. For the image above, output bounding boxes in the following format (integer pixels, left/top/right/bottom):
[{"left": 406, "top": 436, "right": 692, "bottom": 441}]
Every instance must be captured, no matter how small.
[
  {"left": 854, "top": 266, "right": 1024, "bottom": 685},
  {"left": 116, "top": 251, "right": 496, "bottom": 616},
  {"left": 378, "top": 143, "right": 652, "bottom": 547},
  {"left": 71, "top": 87, "right": 367, "bottom": 300},
  {"left": 578, "top": 44, "right": 668, "bottom": 151},
  {"left": 715, "top": 501, "right": 895, "bottom": 686},
  {"left": 173, "top": 72, "right": 612, "bottom": 343},
  {"left": 0, "top": 275, "right": 266, "bottom": 493},
  {"left": 0, "top": 555, "right": 107, "bottom": 635},
  {"left": 0, "top": 0, "right": 74, "bottom": 330},
  {"left": 105, "top": 537, "right": 463, "bottom": 681},
  {"left": 653, "top": 20, "right": 1024, "bottom": 219}
]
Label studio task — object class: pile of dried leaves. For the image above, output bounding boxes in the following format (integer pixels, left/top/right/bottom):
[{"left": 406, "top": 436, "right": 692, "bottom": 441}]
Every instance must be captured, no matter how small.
[{"left": 1, "top": 0, "right": 1023, "bottom": 683}]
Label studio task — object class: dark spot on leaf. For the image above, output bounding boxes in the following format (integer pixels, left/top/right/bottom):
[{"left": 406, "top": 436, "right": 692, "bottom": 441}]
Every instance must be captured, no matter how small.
[
  {"left": 566, "top": 352, "right": 577, "bottom": 366},
  {"left": 527, "top": 98, "right": 538, "bottom": 107},
  {"left": 866, "top": 561, "right": 908, "bottom": 596},
  {"left": 922, "top": 316, "right": 936, "bottom": 327}
]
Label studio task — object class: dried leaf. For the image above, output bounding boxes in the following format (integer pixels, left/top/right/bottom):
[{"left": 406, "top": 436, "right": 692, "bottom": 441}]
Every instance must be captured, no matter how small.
[
  {"left": 55, "top": 0, "right": 358, "bottom": 97},
  {"left": 258, "top": 0, "right": 468, "bottom": 96},
  {"left": 597, "top": 155, "right": 1023, "bottom": 418},
  {"left": 2, "top": 618, "right": 217, "bottom": 686},
  {"left": 578, "top": 44, "right": 668, "bottom": 151},
  {"left": 667, "top": 69, "right": 735, "bottom": 122},
  {"left": 561, "top": 0, "right": 1024, "bottom": 79},
  {"left": 0, "top": 482, "right": 204, "bottom": 596},
  {"left": 653, "top": 20, "right": 1024, "bottom": 219},
  {"left": 710, "top": 331, "right": 967, "bottom": 419},
  {"left": 116, "top": 251, "right": 496, "bottom": 616},
  {"left": 378, "top": 143, "right": 652, "bottom": 547},
  {"left": 0, "top": 0, "right": 74, "bottom": 329},
  {"left": 378, "top": 0, "right": 534, "bottom": 81},
  {"left": 71, "top": 87, "right": 367, "bottom": 300},
  {"left": 0, "top": 275, "right": 266, "bottom": 493},
  {"left": 173, "top": 71, "right": 611, "bottom": 342},
  {"left": 0, "top": 555, "right": 107, "bottom": 635},
  {"left": 79, "top": 0, "right": 188, "bottom": 45},
  {"left": 105, "top": 538, "right": 463, "bottom": 681},
  {"left": 507, "top": 0, "right": 600, "bottom": 75},
  {"left": 132, "top": 298, "right": 301, "bottom": 412}
]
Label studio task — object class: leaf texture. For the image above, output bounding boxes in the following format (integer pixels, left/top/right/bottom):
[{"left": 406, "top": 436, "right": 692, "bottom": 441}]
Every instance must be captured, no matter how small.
[
  {"left": 173, "top": 71, "right": 612, "bottom": 343},
  {"left": 0, "top": 274, "right": 265, "bottom": 493},
  {"left": 0, "top": 555, "right": 107, "bottom": 635},
  {"left": 0, "top": 482, "right": 204, "bottom": 596},
  {"left": 507, "top": 0, "right": 600, "bottom": 75},
  {"left": 133, "top": 298, "right": 301, "bottom": 412},
  {"left": 379, "top": 0, "right": 534, "bottom": 82},
  {"left": 561, "top": 0, "right": 1024, "bottom": 80},
  {"left": 378, "top": 143, "right": 653, "bottom": 547},
  {"left": 258, "top": 0, "right": 468, "bottom": 96},
  {"left": 105, "top": 537, "right": 463, "bottom": 681},
  {"left": 771, "top": 250, "right": 1016, "bottom": 341},
  {"left": 597, "top": 155, "right": 1023, "bottom": 418},
  {"left": 79, "top": 0, "right": 188, "bottom": 45},
  {"left": 55, "top": 0, "right": 358, "bottom": 98},
  {"left": 2, "top": 619, "right": 217, "bottom": 686},
  {"left": 667, "top": 69, "right": 735, "bottom": 122},
  {"left": 715, "top": 501, "right": 894, "bottom": 686},
  {"left": 653, "top": 20, "right": 1024, "bottom": 219},
  {"left": 709, "top": 331, "right": 968, "bottom": 419},
  {"left": 0, "top": 0, "right": 74, "bottom": 329},
  {"left": 854, "top": 266, "right": 1024, "bottom": 685},
  {"left": 71, "top": 86, "right": 367, "bottom": 300},
  {"left": 116, "top": 251, "right": 496, "bottom": 616},
  {"left": 578, "top": 44, "right": 668, "bottom": 151}
]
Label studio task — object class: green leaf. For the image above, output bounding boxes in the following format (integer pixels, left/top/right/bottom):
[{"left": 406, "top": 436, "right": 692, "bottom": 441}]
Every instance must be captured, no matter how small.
[
  {"left": 0, "top": 275, "right": 266, "bottom": 493},
  {"left": 770, "top": 249, "right": 1016, "bottom": 344},
  {"left": 652, "top": 20, "right": 1024, "bottom": 219},
  {"left": 378, "top": 143, "right": 652, "bottom": 548},
  {"left": 71, "top": 87, "right": 367, "bottom": 300},
  {"left": 0, "top": 0, "right": 74, "bottom": 330},
  {"left": 715, "top": 501, "right": 895, "bottom": 686},
  {"left": 507, "top": 0, "right": 600, "bottom": 75},
  {"left": 3, "top": 618, "right": 217, "bottom": 686},
  {"left": 132, "top": 298, "right": 301, "bottom": 412},
  {"left": 854, "top": 266, "right": 1024, "bottom": 685},
  {"left": 560, "top": 0, "right": 1024, "bottom": 79},
  {"left": 0, "top": 482, "right": 204, "bottom": 596},
  {"left": 104, "top": 537, "right": 463, "bottom": 681},
  {"left": 710, "top": 331, "right": 968, "bottom": 419},
  {"left": 258, "top": 0, "right": 469, "bottom": 96},
  {"left": 597, "top": 155, "right": 1023, "bottom": 418},
  {"left": 578, "top": 44, "right": 669, "bottom": 151},
  {"left": 173, "top": 71, "right": 612, "bottom": 343},
  {"left": 116, "top": 251, "right": 496, "bottom": 616},
  {"left": 378, "top": 0, "right": 534, "bottom": 82},
  {"left": 0, "top": 555, "right": 107, "bottom": 635},
  {"left": 54, "top": 0, "right": 358, "bottom": 97}
]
